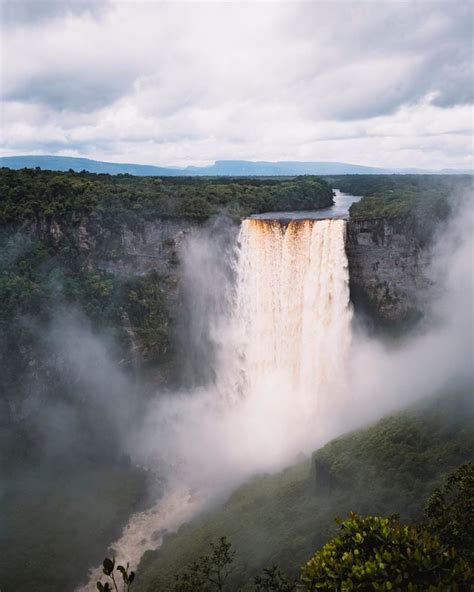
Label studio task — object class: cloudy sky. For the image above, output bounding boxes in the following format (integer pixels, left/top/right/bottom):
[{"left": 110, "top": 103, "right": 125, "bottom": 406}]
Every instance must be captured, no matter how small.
[{"left": 1, "top": 0, "right": 473, "bottom": 168}]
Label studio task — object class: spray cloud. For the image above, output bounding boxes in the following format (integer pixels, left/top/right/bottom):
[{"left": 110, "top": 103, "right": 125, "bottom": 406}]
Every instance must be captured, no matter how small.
[{"left": 132, "top": 200, "right": 473, "bottom": 497}]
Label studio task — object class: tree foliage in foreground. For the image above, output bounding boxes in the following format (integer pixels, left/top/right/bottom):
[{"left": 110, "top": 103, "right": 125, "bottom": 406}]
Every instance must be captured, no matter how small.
[
  {"left": 301, "top": 512, "right": 472, "bottom": 591},
  {"left": 167, "top": 537, "right": 297, "bottom": 591},
  {"left": 425, "top": 462, "right": 474, "bottom": 563},
  {"left": 169, "top": 536, "right": 235, "bottom": 591},
  {"left": 97, "top": 557, "right": 135, "bottom": 592},
  {"left": 253, "top": 566, "right": 297, "bottom": 591}
]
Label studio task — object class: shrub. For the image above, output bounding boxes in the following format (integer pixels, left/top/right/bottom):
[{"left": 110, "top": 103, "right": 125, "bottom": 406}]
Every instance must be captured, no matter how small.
[
  {"left": 301, "top": 513, "right": 472, "bottom": 591},
  {"left": 425, "top": 463, "right": 474, "bottom": 562},
  {"left": 170, "top": 537, "right": 235, "bottom": 591},
  {"left": 254, "top": 566, "right": 297, "bottom": 591}
]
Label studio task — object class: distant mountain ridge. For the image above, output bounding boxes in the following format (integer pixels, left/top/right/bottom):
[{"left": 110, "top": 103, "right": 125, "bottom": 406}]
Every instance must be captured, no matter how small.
[{"left": 0, "top": 155, "right": 472, "bottom": 176}]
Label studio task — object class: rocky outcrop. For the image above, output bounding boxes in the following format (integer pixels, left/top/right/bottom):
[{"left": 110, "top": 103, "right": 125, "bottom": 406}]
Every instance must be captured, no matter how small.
[
  {"left": 346, "top": 217, "right": 433, "bottom": 328},
  {"left": 27, "top": 213, "right": 195, "bottom": 276},
  {"left": 94, "top": 219, "right": 195, "bottom": 278}
]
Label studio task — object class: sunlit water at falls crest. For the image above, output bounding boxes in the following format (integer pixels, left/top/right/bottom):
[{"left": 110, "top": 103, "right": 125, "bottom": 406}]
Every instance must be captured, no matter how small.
[{"left": 222, "top": 218, "right": 352, "bottom": 420}]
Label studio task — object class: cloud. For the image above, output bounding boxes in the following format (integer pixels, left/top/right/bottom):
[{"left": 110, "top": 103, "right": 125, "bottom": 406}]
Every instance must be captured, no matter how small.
[
  {"left": 5, "top": 72, "right": 130, "bottom": 111},
  {"left": 0, "top": 0, "right": 472, "bottom": 167},
  {"left": 0, "top": 0, "right": 110, "bottom": 25}
]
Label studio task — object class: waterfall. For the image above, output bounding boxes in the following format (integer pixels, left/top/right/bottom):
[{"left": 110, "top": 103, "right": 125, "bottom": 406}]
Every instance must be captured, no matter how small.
[
  {"left": 224, "top": 218, "right": 352, "bottom": 417},
  {"left": 79, "top": 217, "right": 353, "bottom": 592}
]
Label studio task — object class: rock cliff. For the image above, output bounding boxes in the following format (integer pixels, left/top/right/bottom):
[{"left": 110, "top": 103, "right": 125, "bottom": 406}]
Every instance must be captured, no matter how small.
[
  {"left": 346, "top": 217, "right": 433, "bottom": 328},
  {"left": 3, "top": 210, "right": 440, "bottom": 392}
]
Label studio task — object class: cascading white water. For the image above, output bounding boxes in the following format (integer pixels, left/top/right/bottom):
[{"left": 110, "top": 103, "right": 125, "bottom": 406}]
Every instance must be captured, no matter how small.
[
  {"left": 223, "top": 218, "right": 352, "bottom": 416},
  {"left": 80, "top": 216, "right": 353, "bottom": 591}
]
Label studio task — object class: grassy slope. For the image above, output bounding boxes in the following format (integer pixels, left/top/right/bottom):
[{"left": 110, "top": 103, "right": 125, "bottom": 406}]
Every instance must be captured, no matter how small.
[{"left": 136, "top": 390, "right": 474, "bottom": 591}]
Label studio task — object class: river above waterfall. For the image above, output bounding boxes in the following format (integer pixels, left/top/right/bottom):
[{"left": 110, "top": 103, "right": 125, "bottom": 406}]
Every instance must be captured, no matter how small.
[{"left": 250, "top": 189, "right": 361, "bottom": 221}]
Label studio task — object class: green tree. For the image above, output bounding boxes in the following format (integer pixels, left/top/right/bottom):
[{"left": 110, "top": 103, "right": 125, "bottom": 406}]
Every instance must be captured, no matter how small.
[
  {"left": 300, "top": 513, "right": 472, "bottom": 591},
  {"left": 254, "top": 566, "right": 297, "bottom": 591},
  {"left": 170, "top": 537, "right": 235, "bottom": 592},
  {"left": 425, "top": 462, "right": 474, "bottom": 562}
]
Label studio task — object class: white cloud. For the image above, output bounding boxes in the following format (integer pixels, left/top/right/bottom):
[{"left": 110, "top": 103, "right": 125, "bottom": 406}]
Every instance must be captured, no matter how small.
[{"left": 0, "top": 0, "right": 472, "bottom": 167}]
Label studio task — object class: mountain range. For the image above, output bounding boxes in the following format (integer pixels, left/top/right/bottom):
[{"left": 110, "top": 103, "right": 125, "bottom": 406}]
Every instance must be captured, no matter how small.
[{"left": 0, "top": 155, "right": 472, "bottom": 176}]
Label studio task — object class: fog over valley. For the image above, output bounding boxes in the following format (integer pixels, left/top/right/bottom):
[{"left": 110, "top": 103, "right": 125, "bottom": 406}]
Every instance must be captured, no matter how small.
[{"left": 0, "top": 1, "right": 473, "bottom": 591}]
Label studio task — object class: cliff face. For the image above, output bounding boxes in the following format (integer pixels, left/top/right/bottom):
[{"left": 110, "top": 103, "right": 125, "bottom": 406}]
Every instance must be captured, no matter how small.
[
  {"left": 1, "top": 214, "right": 200, "bottom": 399},
  {"left": 3, "top": 211, "right": 438, "bottom": 392},
  {"left": 27, "top": 213, "right": 195, "bottom": 280},
  {"left": 346, "top": 217, "right": 433, "bottom": 328},
  {"left": 29, "top": 213, "right": 196, "bottom": 325},
  {"left": 72, "top": 213, "right": 436, "bottom": 349}
]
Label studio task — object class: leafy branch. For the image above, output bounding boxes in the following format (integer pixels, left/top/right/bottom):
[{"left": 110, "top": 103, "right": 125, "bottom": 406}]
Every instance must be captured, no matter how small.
[{"left": 97, "top": 557, "right": 135, "bottom": 592}]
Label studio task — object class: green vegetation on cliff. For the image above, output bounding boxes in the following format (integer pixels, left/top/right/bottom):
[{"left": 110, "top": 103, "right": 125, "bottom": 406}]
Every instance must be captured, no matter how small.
[
  {"left": 0, "top": 229, "right": 172, "bottom": 415},
  {"left": 0, "top": 168, "right": 335, "bottom": 423},
  {"left": 0, "top": 236, "right": 169, "bottom": 592},
  {"left": 0, "top": 167, "right": 334, "bottom": 221},
  {"left": 329, "top": 174, "right": 471, "bottom": 221},
  {"left": 0, "top": 168, "right": 333, "bottom": 369},
  {"left": 425, "top": 462, "right": 474, "bottom": 564},
  {"left": 112, "top": 464, "right": 473, "bottom": 591},
  {"left": 135, "top": 391, "right": 474, "bottom": 591}
]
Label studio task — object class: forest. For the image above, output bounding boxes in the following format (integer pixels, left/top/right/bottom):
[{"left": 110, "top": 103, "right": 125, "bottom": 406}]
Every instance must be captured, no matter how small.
[
  {"left": 0, "top": 169, "right": 472, "bottom": 591},
  {"left": 328, "top": 174, "right": 471, "bottom": 220},
  {"left": 0, "top": 168, "right": 334, "bottom": 221}
]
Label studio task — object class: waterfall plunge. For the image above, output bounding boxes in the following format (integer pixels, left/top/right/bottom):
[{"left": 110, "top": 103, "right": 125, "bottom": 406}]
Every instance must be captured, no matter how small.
[
  {"left": 221, "top": 218, "right": 352, "bottom": 420},
  {"left": 158, "top": 216, "right": 354, "bottom": 476}
]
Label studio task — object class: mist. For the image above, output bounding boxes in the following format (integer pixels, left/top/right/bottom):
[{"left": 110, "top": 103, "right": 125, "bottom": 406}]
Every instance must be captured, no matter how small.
[
  {"left": 1, "top": 305, "right": 147, "bottom": 591},
  {"left": 16, "top": 310, "right": 137, "bottom": 463},
  {"left": 4, "top": 197, "right": 472, "bottom": 590},
  {"left": 128, "top": 199, "right": 473, "bottom": 511},
  {"left": 346, "top": 198, "right": 473, "bottom": 429}
]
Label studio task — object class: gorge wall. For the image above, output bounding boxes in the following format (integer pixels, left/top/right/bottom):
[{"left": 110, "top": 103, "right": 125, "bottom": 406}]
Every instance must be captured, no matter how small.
[
  {"left": 30, "top": 211, "right": 435, "bottom": 327},
  {"left": 27, "top": 212, "right": 195, "bottom": 291},
  {"left": 89, "top": 214, "right": 435, "bottom": 337},
  {"left": 3, "top": 210, "right": 436, "bottom": 394},
  {"left": 346, "top": 217, "right": 432, "bottom": 329}
]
